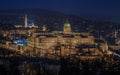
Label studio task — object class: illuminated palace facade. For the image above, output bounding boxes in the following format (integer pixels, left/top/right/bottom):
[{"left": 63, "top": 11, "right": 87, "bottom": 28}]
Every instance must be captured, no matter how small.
[
  {"left": 27, "top": 21, "right": 109, "bottom": 59},
  {"left": 0, "top": 21, "right": 111, "bottom": 59}
]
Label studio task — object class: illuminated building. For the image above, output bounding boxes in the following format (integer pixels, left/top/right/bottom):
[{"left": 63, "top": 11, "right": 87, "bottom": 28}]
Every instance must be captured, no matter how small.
[
  {"left": 28, "top": 21, "right": 35, "bottom": 28},
  {"left": 0, "top": 21, "right": 112, "bottom": 59},
  {"left": 42, "top": 25, "right": 47, "bottom": 31},
  {"left": 14, "top": 25, "right": 23, "bottom": 28},
  {"left": 13, "top": 39, "right": 27, "bottom": 46},
  {"left": 63, "top": 21, "right": 71, "bottom": 34},
  {"left": 27, "top": 21, "right": 98, "bottom": 57}
]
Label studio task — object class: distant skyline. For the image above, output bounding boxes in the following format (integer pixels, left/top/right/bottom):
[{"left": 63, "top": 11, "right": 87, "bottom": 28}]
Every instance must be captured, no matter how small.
[{"left": 0, "top": 0, "right": 120, "bottom": 22}]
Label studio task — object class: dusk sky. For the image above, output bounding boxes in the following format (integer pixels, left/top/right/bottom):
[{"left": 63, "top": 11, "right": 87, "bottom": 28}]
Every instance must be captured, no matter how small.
[{"left": 0, "top": 0, "right": 120, "bottom": 22}]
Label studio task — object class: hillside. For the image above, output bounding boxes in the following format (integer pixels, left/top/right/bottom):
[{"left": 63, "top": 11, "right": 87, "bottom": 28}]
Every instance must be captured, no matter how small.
[{"left": 0, "top": 8, "right": 119, "bottom": 35}]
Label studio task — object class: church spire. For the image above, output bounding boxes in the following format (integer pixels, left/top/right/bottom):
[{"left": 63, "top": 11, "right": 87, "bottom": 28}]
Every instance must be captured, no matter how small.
[{"left": 24, "top": 14, "right": 28, "bottom": 28}]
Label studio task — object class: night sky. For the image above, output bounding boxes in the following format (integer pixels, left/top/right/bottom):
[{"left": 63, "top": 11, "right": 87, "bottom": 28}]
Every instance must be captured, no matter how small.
[{"left": 0, "top": 0, "right": 120, "bottom": 22}]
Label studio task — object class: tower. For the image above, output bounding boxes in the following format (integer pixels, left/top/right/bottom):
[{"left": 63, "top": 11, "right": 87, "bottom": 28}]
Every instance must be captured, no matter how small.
[
  {"left": 114, "top": 30, "right": 118, "bottom": 38},
  {"left": 42, "top": 25, "right": 47, "bottom": 31},
  {"left": 24, "top": 14, "right": 28, "bottom": 28},
  {"left": 63, "top": 21, "right": 71, "bottom": 34}
]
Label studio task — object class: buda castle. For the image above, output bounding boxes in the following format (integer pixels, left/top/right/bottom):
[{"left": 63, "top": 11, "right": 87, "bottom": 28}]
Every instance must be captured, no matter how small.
[{"left": 27, "top": 21, "right": 109, "bottom": 59}]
